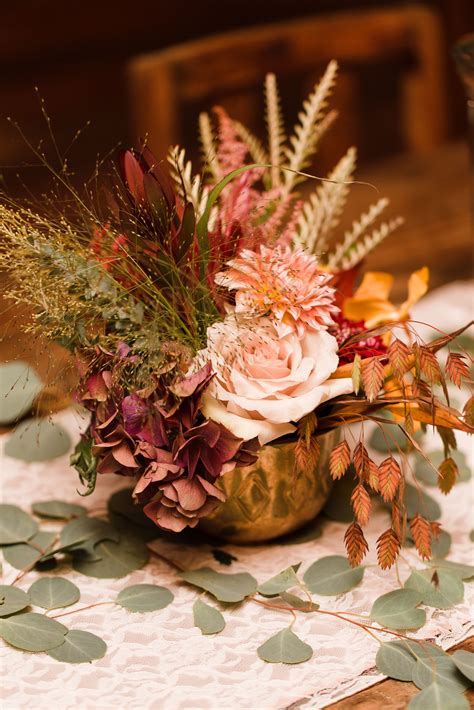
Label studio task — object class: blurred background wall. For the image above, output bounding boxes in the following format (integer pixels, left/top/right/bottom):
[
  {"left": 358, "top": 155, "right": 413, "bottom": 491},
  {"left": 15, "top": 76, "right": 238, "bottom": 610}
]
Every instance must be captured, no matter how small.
[{"left": 1, "top": 0, "right": 473, "bottom": 194}]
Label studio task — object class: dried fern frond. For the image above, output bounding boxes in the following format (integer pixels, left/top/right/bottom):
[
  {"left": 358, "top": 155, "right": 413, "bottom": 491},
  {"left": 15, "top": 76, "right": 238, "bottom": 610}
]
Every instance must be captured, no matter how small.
[
  {"left": 167, "top": 146, "right": 208, "bottom": 218},
  {"left": 325, "top": 198, "right": 389, "bottom": 268},
  {"left": 282, "top": 60, "right": 338, "bottom": 195},
  {"left": 294, "top": 146, "right": 356, "bottom": 253},
  {"left": 334, "top": 216, "right": 404, "bottom": 271},
  {"left": 233, "top": 121, "right": 269, "bottom": 167},
  {"left": 198, "top": 112, "right": 220, "bottom": 179},
  {"left": 264, "top": 73, "right": 286, "bottom": 188}
]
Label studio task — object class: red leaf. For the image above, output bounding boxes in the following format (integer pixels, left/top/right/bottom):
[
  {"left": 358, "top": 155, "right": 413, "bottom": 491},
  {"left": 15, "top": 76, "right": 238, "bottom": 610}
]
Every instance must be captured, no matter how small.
[
  {"left": 344, "top": 522, "right": 369, "bottom": 567},
  {"left": 329, "top": 440, "right": 351, "bottom": 480},
  {"left": 445, "top": 352, "right": 470, "bottom": 389},
  {"left": 361, "top": 357, "right": 385, "bottom": 402},
  {"left": 410, "top": 514, "right": 432, "bottom": 560},
  {"left": 378, "top": 457, "right": 402, "bottom": 502},
  {"left": 376, "top": 528, "right": 401, "bottom": 569},
  {"left": 351, "top": 483, "right": 372, "bottom": 526}
]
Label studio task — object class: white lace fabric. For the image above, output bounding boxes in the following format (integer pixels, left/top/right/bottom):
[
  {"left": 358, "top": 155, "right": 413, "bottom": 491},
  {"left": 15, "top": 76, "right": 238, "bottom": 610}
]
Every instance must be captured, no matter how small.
[{"left": 1, "top": 283, "right": 473, "bottom": 710}]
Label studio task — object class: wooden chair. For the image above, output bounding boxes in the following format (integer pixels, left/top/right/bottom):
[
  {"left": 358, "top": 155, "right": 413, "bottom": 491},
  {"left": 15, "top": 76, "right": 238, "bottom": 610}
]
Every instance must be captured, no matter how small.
[{"left": 127, "top": 5, "right": 448, "bottom": 169}]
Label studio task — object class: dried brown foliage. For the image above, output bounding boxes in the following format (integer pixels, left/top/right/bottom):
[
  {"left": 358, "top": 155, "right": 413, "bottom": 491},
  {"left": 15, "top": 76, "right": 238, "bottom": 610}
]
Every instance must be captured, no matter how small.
[
  {"left": 351, "top": 483, "right": 371, "bottom": 526},
  {"left": 387, "top": 339, "right": 411, "bottom": 382},
  {"left": 344, "top": 522, "right": 369, "bottom": 567},
  {"left": 361, "top": 356, "right": 384, "bottom": 402},
  {"left": 376, "top": 528, "right": 401, "bottom": 569},
  {"left": 410, "top": 514, "right": 432, "bottom": 559},
  {"left": 446, "top": 352, "right": 471, "bottom": 389},
  {"left": 378, "top": 457, "right": 402, "bottom": 502},
  {"left": 437, "top": 457, "right": 458, "bottom": 494},
  {"left": 329, "top": 440, "right": 351, "bottom": 480}
]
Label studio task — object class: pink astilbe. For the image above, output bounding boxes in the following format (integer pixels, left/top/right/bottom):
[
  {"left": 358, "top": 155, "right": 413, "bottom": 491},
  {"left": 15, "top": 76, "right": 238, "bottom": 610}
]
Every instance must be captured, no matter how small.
[{"left": 215, "top": 245, "right": 339, "bottom": 337}]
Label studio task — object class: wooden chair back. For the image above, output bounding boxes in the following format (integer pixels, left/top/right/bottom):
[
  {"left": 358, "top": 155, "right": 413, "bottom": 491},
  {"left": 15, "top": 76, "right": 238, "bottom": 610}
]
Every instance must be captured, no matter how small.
[{"left": 127, "top": 6, "right": 447, "bottom": 169}]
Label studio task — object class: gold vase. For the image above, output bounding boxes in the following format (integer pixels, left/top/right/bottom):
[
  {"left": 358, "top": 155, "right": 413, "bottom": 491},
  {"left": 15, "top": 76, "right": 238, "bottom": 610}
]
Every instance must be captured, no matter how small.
[{"left": 200, "top": 430, "right": 338, "bottom": 544}]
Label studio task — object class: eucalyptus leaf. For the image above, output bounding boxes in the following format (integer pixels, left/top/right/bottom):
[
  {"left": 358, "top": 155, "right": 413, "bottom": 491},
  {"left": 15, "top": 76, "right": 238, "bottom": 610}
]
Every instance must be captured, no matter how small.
[
  {"left": 46, "top": 629, "right": 107, "bottom": 664},
  {"left": 0, "top": 612, "right": 67, "bottom": 651},
  {"left": 375, "top": 641, "right": 417, "bottom": 681},
  {"left": 116, "top": 584, "right": 173, "bottom": 612},
  {"left": 2, "top": 531, "right": 56, "bottom": 570},
  {"left": 369, "top": 421, "right": 420, "bottom": 453},
  {"left": 408, "top": 682, "right": 469, "bottom": 709},
  {"left": 60, "top": 517, "right": 120, "bottom": 549},
  {"left": 414, "top": 450, "right": 471, "bottom": 486},
  {"left": 428, "top": 560, "right": 474, "bottom": 580},
  {"left": 0, "top": 361, "right": 43, "bottom": 425},
  {"left": 452, "top": 650, "right": 474, "bottom": 682},
  {"left": 32, "top": 500, "right": 87, "bottom": 520},
  {"left": 193, "top": 599, "right": 225, "bottom": 635},
  {"left": 405, "top": 569, "right": 464, "bottom": 609},
  {"left": 257, "top": 627, "right": 313, "bottom": 664},
  {"left": 303, "top": 556, "right": 364, "bottom": 596},
  {"left": 370, "top": 589, "right": 426, "bottom": 630},
  {"left": 28, "top": 577, "right": 80, "bottom": 610},
  {"left": 279, "top": 592, "right": 319, "bottom": 612},
  {"left": 0, "top": 504, "right": 38, "bottom": 545},
  {"left": 4, "top": 418, "right": 71, "bottom": 462},
  {"left": 258, "top": 564, "right": 301, "bottom": 597},
  {"left": 108, "top": 488, "right": 158, "bottom": 531},
  {"left": 403, "top": 483, "right": 441, "bottom": 521},
  {"left": 0, "top": 585, "right": 30, "bottom": 617},
  {"left": 179, "top": 567, "right": 257, "bottom": 603},
  {"left": 430, "top": 530, "right": 452, "bottom": 559},
  {"left": 412, "top": 653, "right": 471, "bottom": 692},
  {"left": 73, "top": 535, "right": 148, "bottom": 578}
]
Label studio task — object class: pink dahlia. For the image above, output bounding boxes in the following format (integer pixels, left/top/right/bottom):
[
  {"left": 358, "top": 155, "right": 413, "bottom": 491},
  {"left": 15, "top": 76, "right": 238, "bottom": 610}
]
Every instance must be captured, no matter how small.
[{"left": 215, "top": 245, "right": 338, "bottom": 337}]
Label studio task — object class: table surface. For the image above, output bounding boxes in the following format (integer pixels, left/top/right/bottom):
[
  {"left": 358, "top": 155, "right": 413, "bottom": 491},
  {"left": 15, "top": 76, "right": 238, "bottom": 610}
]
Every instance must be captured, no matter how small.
[{"left": 0, "top": 140, "right": 473, "bottom": 709}]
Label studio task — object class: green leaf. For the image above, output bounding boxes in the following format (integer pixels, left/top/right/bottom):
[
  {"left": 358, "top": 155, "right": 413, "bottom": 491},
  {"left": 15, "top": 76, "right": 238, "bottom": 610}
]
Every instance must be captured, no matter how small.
[
  {"left": 257, "top": 627, "right": 313, "bottom": 664},
  {"left": 412, "top": 653, "right": 471, "bottom": 692},
  {"left": 403, "top": 483, "right": 441, "bottom": 521},
  {"left": 0, "top": 361, "right": 43, "bottom": 425},
  {"left": 257, "top": 564, "right": 301, "bottom": 597},
  {"left": 303, "top": 556, "right": 364, "bottom": 596},
  {"left": 46, "top": 629, "right": 107, "bottom": 664},
  {"left": 452, "top": 650, "right": 474, "bottom": 682},
  {"left": 408, "top": 682, "right": 469, "bottom": 709},
  {"left": 0, "top": 612, "right": 67, "bottom": 651},
  {"left": 107, "top": 488, "right": 159, "bottom": 541},
  {"left": 116, "top": 584, "right": 173, "bottom": 612},
  {"left": 193, "top": 599, "right": 226, "bottom": 635},
  {"left": 430, "top": 530, "right": 452, "bottom": 558},
  {"left": 405, "top": 569, "right": 464, "bottom": 609},
  {"left": 375, "top": 641, "right": 417, "bottom": 681},
  {"left": 28, "top": 577, "right": 80, "bottom": 610},
  {"left": 279, "top": 592, "right": 319, "bottom": 612},
  {"left": 72, "top": 536, "right": 148, "bottom": 578},
  {"left": 4, "top": 418, "right": 71, "bottom": 462},
  {"left": 60, "top": 517, "right": 119, "bottom": 550},
  {"left": 370, "top": 589, "right": 426, "bottom": 630},
  {"left": 427, "top": 559, "right": 474, "bottom": 580},
  {"left": 0, "top": 504, "right": 38, "bottom": 544},
  {"left": 2, "top": 531, "right": 56, "bottom": 570},
  {"left": 179, "top": 567, "right": 258, "bottom": 603},
  {"left": 414, "top": 450, "right": 471, "bottom": 486},
  {"left": 32, "top": 500, "right": 87, "bottom": 520},
  {"left": 0, "top": 585, "right": 30, "bottom": 617}
]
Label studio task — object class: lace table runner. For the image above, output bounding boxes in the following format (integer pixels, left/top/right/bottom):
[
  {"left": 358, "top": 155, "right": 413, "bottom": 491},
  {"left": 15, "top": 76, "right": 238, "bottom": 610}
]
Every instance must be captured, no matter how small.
[{"left": 1, "top": 283, "right": 473, "bottom": 710}]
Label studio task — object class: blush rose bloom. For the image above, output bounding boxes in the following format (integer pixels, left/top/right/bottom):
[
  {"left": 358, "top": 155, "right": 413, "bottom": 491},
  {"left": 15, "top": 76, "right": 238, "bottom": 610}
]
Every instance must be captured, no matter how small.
[{"left": 200, "top": 316, "right": 353, "bottom": 445}]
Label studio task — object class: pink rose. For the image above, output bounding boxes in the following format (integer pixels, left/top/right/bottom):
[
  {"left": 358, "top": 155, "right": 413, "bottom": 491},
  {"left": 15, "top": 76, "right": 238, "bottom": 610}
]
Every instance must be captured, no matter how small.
[{"left": 200, "top": 316, "right": 353, "bottom": 445}]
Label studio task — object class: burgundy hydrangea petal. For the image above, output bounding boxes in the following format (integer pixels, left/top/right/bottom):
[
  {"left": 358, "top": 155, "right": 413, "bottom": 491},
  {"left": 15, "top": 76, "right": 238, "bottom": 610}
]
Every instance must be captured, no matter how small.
[
  {"left": 112, "top": 443, "right": 139, "bottom": 468},
  {"left": 144, "top": 501, "right": 195, "bottom": 533},
  {"left": 170, "top": 478, "right": 207, "bottom": 511},
  {"left": 170, "top": 363, "right": 213, "bottom": 398},
  {"left": 122, "top": 394, "right": 148, "bottom": 436},
  {"left": 198, "top": 476, "right": 226, "bottom": 503}
]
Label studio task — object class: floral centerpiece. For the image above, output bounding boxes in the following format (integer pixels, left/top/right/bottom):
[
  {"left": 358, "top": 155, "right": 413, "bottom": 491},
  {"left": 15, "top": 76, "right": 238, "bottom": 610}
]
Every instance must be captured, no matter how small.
[{"left": 1, "top": 62, "right": 472, "bottom": 569}]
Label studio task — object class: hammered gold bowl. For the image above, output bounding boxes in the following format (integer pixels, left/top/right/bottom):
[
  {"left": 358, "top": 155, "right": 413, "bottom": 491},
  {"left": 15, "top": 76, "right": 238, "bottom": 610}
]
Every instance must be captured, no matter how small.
[{"left": 200, "top": 430, "right": 338, "bottom": 544}]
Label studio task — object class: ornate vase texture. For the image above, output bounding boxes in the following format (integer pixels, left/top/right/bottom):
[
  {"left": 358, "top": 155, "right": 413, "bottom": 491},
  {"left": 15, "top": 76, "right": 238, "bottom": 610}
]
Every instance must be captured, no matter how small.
[{"left": 200, "top": 430, "right": 338, "bottom": 543}]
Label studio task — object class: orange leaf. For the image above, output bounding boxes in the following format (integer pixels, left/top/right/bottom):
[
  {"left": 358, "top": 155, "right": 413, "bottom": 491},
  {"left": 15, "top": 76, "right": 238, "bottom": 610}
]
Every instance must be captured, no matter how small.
[
  {"left": 416, "top": 345, "right": 442, "bottom": 384},
  {"left": 344, "top": 522, "right": 369, "bottom": 567},
  {"left": 378, "top": 457, "right": 402, "bottom": 502},
  {"left": 329, "top": 440, "right": 351, "bottom": 480},
  {"left": 353, "top": 442, "right": 370, "bottom": 480},
  {"left": 351, "top": 483, "right": 372, "bottom": 526},
  {"left": 387, "top": 339, "right": 411, "bottom": 382},
  {"left": 437, "top": 457, "right": 458, "bottom": 495},
  {"left": 410, "top": 514, "right": 432, "bottom": 560},
  {"left": 368, "top": 460, "right": 380, "bottom": 492},
  {"left": 463, "top": 395, "right": 474, "bottom": 427},
  {"left": 294, "top": 436, "right": 320, "bottom": 473},
  {"left": 446, "top": 353, "right": 470, "bottom": 389},
  {"left": 361, "top": 357, "right": 385, "bottom": 402},
  {"left": 376, "top": 528, "right": 401, "bottom": 569}
]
